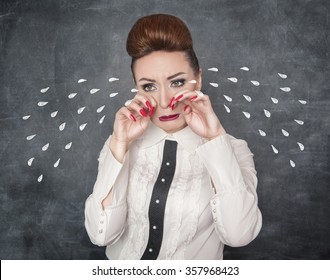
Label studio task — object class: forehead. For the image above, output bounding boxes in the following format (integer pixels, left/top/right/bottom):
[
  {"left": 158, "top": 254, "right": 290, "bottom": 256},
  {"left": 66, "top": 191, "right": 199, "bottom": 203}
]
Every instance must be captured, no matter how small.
[{"left": 133, "top": 51, "right": 193, "bottom": 80}]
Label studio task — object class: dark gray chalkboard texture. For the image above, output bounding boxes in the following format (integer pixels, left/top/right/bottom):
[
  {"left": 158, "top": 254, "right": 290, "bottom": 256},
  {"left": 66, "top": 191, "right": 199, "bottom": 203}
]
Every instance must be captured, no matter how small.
[{"left": 0, "top": 0, "right": 329, "bottom": 259}]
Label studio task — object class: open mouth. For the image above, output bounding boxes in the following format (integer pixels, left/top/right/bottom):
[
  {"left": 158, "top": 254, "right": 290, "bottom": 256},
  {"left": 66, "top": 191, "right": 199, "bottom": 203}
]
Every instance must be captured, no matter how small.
[{"left": 159, "top": 114, "right": 180, "bottom": 122}]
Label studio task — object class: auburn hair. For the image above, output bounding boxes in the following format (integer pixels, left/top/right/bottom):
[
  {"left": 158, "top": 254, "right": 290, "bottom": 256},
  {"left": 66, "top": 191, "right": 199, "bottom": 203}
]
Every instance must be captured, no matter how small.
[{"left": 126, "top": 14, "right": 200, "bottom": 74}]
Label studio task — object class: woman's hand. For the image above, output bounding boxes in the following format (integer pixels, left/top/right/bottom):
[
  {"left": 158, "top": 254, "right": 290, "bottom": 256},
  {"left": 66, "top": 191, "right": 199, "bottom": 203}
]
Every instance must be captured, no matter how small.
[
  {"left": 110, "top": 93, "right": 156, "bottom": 162},
  {"left": 172, "top": 90, "right": 226, "bottom": 141}
]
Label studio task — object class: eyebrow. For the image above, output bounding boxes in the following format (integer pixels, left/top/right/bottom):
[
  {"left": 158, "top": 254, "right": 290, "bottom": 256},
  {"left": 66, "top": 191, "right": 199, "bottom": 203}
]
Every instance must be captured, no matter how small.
[{"left": 138, "top": 72, "right": 187, "bottom": 83}]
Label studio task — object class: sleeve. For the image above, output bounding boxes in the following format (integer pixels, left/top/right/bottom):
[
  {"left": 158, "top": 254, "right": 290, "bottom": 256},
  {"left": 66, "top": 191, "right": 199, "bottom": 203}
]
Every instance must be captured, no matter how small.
[
  {"left": 196, "top": 134, "right": 262, "bottom": 247},
  {"left": 84, "top": 136, "right": 130, "bottom": 247}
]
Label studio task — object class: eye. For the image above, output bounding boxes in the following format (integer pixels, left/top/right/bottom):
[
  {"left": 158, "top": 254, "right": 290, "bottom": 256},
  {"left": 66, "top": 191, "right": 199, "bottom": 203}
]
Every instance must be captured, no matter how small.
[
  {"left": 142, "top": 83, "right": 156, "bottom": 92},
  {"left": 170, "top": 79, "right": 185, "bottom": 88}
]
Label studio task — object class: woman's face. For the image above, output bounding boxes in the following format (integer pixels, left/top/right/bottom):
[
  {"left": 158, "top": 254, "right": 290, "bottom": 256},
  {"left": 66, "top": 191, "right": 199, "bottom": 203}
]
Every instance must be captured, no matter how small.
[{"left": 133, "top": 51, "right": 202, "bottom": 133}]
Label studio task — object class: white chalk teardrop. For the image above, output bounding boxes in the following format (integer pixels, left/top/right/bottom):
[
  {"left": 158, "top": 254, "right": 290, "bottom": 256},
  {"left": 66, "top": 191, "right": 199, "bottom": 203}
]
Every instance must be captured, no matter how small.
[
  {"left": 297, "top": 142, "right": 305, "bottom": 151},
  {"left": 271, "top": 145, "right": 279, "bottom": 154},
  {"left": 90, "top": 89, "right": 100, "bottom": 94},
  {"left": 290, "top": 160, "right": 296, "bottom": 167},
  {"left": 278, "top": 73, "right": 287, "bottom": 79},
  {"left": 240, "top": 67, "right": 250, "bottom": 71},
  {"left": 110, "top": 92, "right": 119, "bottom": 97},
  {"left": 77, "top": 107, "right": 85, "bottom": 114},
  {"left": 131, "top": 88, "right": 138, "bottom": 93},
  {"left": 97, "top": 105, "right": 105, "bottom": 113},
  {"left": 22, "top": 115, "right": 31, "bottom": 120},
  {"left": 99, "top": 115, "right": 105, "bottom": 124},
  {"left": 281, "top": 129, "right": 289, "bottom": 137},
  {"left": 294, "top": 119, "right": 304, "bottom": 125},
  {"left": 298, "top": 100, "right": 307, "bottom": 105},
  {"left": 68, "top": 93, "right": 77, "bottom": 99},
  {"left": 109, "top": 77, "right": 119, "bottom": 82},
  {"left": 59, "top": 122, "right": 66, "bottom": 131},
  {"left": 243, "top": 111, "right": 251, "bottom": 119},
  {"left": 79, "top": 123, "right": 87, "bottom": 131},
  {"left": 258, "top": 129, "right": 266, "bottom": 137},
  {"left": 264, "top": 109, "right": 271, "bottom": 118},
  {"left": 228, "top": 77, "right": 238, "bottom": 83},
  {"left": 27, "top": 157, "right": 35, "bottom": 166},
  {"left": 224, "top": 104, "right": 231, "bottom": 113},
  {"left": 38, "top": 101, "right": 48, "bottom": 107},
  {"left": 280, "top": 87, "right": 291, "bottom": 92},
  {"left": 78, "top": 79, "right": 87, "bottom": 83},
  {"left": 65, "top": 142, "right": 72, "bottom": 150},
  {"left": 26, "top": 134, "right": 36, "bottom": 141},
  {"left": 42, "top": 143, "right": 49, "bottom": 151},
  {"left": 223, "top": 95, "right": 233, "bottom": 102},
  {"left": 271, "top": 97, "right": 279, "bottom": 104},
  {"left": 243, "top": 95, "right": 252, "bottom": 102},
  {"left": 208, "top": 67, "right": 218, "bottom": 72},
  {"left": 54, "top": 158, "right": 61, "bottom": 168},
  {"left": 37, "top": 174, "right": 43, "bottom": 182},
  {"left": 51, "top": 111, "right": 58, "bottom": 118},
  {"left": 40, "top": 87, "right": 50, "bottom": 93},
  {"left": 251, "top": 81, "right": 260, "bottom": 86},
  {"left": 209, "top": 83, "right": 219, "bottom": 87}
]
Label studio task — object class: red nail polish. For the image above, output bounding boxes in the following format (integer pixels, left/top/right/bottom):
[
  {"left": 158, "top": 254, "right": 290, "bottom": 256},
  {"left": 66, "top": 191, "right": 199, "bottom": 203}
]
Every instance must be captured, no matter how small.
[
  {"left": 171, "top": 104, "right": 175, "bottom": 111},
  {"left": 190, "top": 95, "right": 198, "bottom": 101},
  {"left": 169, "top": 97, "right": 175, "bottom": 108},
  {"left": 175, "top": 94, "right": 183, "bottom": 101},
  {"left": 129, "top": 114, "right": 136, "bottom": 122},
  {"left": 149, "top": 106, "right": 154, "bottom": 116},
  {"left": 140, "top": 108, "right": 147, "bottom": 117},
  {"left": 146, "top": 101, "right": 152, "bottom": 110},
  {"left": 184, "top": 105, "right": 189, "bottom": 111}
]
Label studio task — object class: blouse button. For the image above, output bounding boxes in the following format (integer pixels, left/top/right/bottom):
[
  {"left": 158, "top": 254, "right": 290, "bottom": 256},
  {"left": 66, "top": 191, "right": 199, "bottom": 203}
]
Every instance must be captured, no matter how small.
[
  {"left": 213, "top": 209, "right": 216, "bottom": 213},
  {"left": 161, "top": 178, "right": 165, "bottom": 182},
  {"left": 155, "top": 199, "right": 160, "bottom": 204},
  {"left": 100, "top": 220, "right": 104, "bottom": 224},
  {"left": 213, "top": 200, "right": 216, "bottom": 205},
  {"left": 149, "top": 248, "right": 153, "bottom": 253},
  {"left": 166, "top": 162, "right": 170, "bottom": 166},
  {"left": 153, "top": 225, "right": 157, "bottom": 230},
  {"left": 99, "top": 229, "right": 103, "bottom": 234}
]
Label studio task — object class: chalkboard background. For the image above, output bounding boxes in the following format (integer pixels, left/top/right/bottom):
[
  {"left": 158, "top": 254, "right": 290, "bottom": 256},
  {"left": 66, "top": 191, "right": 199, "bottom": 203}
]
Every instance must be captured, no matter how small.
[{"left": 1, "top": 0, "right": 329, "bottom": 259}]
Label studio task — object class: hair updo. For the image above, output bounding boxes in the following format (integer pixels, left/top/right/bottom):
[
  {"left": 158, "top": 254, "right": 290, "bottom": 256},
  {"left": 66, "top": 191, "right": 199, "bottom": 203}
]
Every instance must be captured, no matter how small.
[{"left": 126, "top": 14, "right": 200, "bottom": 75}]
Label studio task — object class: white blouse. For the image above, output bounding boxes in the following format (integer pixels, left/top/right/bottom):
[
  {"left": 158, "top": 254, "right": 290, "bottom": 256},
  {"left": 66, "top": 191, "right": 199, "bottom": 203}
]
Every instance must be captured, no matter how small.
[{"left": 84, "top": 123, "right": 262, "bottom": 260}]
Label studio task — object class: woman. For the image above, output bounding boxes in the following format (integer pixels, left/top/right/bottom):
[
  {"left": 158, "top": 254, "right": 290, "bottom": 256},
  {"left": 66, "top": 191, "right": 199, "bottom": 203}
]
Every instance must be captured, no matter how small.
[{"left": 85, "top": 14, "right": 262, "bottom": 260}]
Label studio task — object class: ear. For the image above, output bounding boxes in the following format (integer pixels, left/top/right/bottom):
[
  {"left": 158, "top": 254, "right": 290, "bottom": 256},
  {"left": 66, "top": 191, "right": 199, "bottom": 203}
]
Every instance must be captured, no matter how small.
[{"left": 196, "top": 68, "right": 202, "bottom": 90}]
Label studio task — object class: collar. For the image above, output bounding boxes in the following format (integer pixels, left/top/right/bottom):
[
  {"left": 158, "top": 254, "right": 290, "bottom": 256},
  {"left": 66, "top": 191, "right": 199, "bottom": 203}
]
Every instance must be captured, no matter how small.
[{"left": 138, "top": 122, "right": 202, "bottom": 154}]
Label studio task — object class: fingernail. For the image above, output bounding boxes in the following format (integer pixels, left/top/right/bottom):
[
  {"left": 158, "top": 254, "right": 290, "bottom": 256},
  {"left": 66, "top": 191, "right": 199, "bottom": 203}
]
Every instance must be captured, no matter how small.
[
  {"left": 171, "top": 104, "right": 175, "bottom": 111},
  {"left": 175, "top": 94, "right": 183, "bottom": 101},
  {"left": 184, "top": 105, "right": 189, "bottom": 111},
  {"left": 146, "top": 101, "right": 152, "bottom": 110},
  {"left": 190, "top": 96, "right": 198, "bottom": 101},
  {"left": 169, "top": 97, "right": 175, "bottom": 108},
  {"left": 149, "top": 106, "right": 154, "bottom": 116},
  {"left": 129, "top": 114, "right": 136, "bottom": 122},
  {"left": 140, "top": 108, "right": 147, "bottom": 117}
]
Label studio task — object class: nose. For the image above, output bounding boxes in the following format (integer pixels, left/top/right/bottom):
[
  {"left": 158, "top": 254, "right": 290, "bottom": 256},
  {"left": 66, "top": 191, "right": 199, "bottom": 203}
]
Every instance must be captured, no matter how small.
[{"left": 158, "top": 86, "right": 173, "bottom": 109}]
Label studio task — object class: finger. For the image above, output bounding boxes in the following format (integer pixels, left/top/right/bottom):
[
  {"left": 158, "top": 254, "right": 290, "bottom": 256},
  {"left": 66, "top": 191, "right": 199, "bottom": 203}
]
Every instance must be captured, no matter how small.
[
  {"left": 118, "top": 106, "right": 137, "bottom": 122},
  {"left": 180, "top": 92, "right": 212, "bottom": 114},
  {"left": 172, "top": 89, "right": 205, "bottom": 108},
  {"left": 133, "top": 94, "right": 157, "bottom": 116},
  {"left": 171, "top": 89, "right": 192, "bottom": 104},
  {"left": 126, "top": 99, "right": 149, "bottom": 118},
  {"left": 183, "top": 104, "right": 191, "bottom": 114},
  {"left": 187, "top": 91, "right": 212, "bottom": 106}
]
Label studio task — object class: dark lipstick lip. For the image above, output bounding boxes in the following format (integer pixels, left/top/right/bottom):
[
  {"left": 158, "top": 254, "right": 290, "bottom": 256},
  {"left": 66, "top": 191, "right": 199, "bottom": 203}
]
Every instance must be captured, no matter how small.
[{"left": 159, "top": 113, "right": 180, "bottom": 121}]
